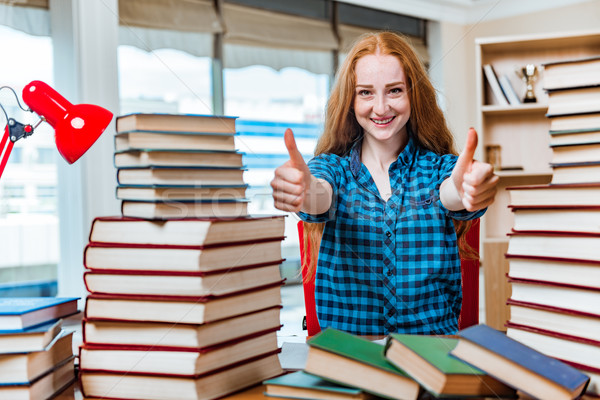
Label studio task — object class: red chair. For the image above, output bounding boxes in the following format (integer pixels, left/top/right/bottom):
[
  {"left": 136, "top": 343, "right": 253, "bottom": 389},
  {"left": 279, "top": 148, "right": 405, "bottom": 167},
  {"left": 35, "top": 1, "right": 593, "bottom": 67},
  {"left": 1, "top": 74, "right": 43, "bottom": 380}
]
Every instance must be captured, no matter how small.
[{"left": 298, "top": 219, "right": 480, "bottom": 336}]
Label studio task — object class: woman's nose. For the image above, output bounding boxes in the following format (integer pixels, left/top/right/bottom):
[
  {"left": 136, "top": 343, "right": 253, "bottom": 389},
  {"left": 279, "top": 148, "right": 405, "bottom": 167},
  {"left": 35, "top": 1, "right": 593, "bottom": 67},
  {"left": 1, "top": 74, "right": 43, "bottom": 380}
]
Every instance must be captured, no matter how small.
[{"left": 373, "top": 94, "right": 388, "bottom": 115}]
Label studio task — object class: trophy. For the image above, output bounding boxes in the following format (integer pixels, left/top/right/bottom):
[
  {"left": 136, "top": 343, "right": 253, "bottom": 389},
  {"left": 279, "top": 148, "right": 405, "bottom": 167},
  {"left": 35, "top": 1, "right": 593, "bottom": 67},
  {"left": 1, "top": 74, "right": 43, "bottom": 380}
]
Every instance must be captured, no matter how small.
[{"left": 515, "top": 64, "right": 538, "bottom": 103}]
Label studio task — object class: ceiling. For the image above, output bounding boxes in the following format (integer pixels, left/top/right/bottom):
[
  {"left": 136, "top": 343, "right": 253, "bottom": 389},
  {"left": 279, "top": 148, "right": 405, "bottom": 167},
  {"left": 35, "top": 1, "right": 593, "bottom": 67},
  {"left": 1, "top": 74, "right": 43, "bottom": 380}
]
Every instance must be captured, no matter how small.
[{"left": 336, "top": 0, "right": 593, "bottom": 24}]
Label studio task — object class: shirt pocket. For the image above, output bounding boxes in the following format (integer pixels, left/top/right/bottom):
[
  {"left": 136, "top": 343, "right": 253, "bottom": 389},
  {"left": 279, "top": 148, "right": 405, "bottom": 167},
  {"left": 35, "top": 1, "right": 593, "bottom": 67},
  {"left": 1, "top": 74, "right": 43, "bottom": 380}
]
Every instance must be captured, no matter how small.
[{"left": 408, "top": 190, "right": 436, "bottom": 207}]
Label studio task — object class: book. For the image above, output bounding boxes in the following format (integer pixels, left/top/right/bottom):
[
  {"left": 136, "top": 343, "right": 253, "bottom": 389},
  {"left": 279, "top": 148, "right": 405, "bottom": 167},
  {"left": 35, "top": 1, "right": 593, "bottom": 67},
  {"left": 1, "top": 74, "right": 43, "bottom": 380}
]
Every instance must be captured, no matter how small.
[
  {"left": 115, "top": 131, "right": 237, "bottom": 152},
  {"left": 116, "top": 166, "right": 245, "bottom": 186},
  {"left": 114, "top": 149, "right": 244, "bottom": 168},
  {"left": 564, "top": 362, "right": 600, "bottom": 396},
  {"left": 304, "top": 328, "right": 421, "bottom": 400},
  {"left": 83, "top": 283, "right": 283, "bottom": 324},
  {"left": 83, "top": 306, "right": 281, "bottom": 349},
  {"left": 88, "top": 215, "right": 285, "bottom": 246},
  {"left": 80, "top": 330, "right": 279, "bottom": 376},
  {"left": 263, "top": 370, "right": 376, "bottom": 400},
  {"left": 0, "top": 297, "right": 79, "bottom": 331},
  {"left": 542, "top": 56, "right": 600, "bottom": 91},
  {"left": 0, "top": 357, "right": 75, "bottom": 400},
  {"left": 498, "top": 74, "right": 521, "bottom": 105},
  {"left": 116, "top": 184, "right": 248, "bottom": 202},
  {"left": 84, "top": 239, "right": 284, "bottom": 272},
  {"left": 506, "top": 254, "right": 600, "bottom": 289},
  {"left": 121, "top": 199, "right": 249, "bottom": 219},
  {"left": 548, "top": 112, "right": 600, "bottom": 133},
  {"left": 510, "top": 206, "right": 600, "bottom": 234},
  {"left": 546, "top": 86, "right": 600, "bottom": 117},
  {"left": 83, "top": 263, "right": 283, "bottom": 297},
  {"left": 116, "top": 113, "right": 237, "bottom": 134},
  {"left": 0, "top": 330, "right": 73, "bottom": 384},
  {"left": 450, "top": 324, "right": 590, "bottom": 400},
  {"left": 384, "top": 333, "right": 515, "bottom": 398},
  {"left": 80, "top": 352, "right": 283, "bottom": 400},
  {"left": 509, "top": 277, "right": 599, "bottom": 316},
  {"left": 551, "top": 142, "right": 600, "bottom": 164},
  {"left": 507, "top": 183, "right": 600, "bottom": 207},
  {"left": 505, "top": 322, "right": 600, "bottom": 370},
  {"left": 550, "top": 129, "right": 600, "bottom": 146},
  {"left": 507, "top": 230, "right": 600, "bottom": 263},
  {"left": 508, "top": 299, "right": 600, "bottom": 343},
  {"left": 0, "top": 319, "right": 61, "bottom": 353},
  {"left": 551, "top": 161, "right": 600, "bottom": 184},
  {"left": 483, "top": 64, "right": 509, "bottom": 106}
]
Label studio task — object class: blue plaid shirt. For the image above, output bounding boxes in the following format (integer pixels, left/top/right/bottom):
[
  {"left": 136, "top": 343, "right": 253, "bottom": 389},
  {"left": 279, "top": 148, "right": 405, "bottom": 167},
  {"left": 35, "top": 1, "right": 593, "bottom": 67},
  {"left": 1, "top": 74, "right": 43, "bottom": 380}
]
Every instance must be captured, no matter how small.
[{"left": 298, "top": 137, "right": 484, "bottom": 335}]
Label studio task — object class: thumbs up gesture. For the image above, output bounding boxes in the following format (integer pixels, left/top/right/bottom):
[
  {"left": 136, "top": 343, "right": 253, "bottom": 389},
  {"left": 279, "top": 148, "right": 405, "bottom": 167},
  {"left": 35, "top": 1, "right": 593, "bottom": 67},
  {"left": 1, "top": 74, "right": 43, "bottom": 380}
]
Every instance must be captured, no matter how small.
[
  {"left": 271, "top": 129, "right": 315, "bottom": 212},
  {"left": 442, "top": 128, "right": 499, "bottom": 212}
]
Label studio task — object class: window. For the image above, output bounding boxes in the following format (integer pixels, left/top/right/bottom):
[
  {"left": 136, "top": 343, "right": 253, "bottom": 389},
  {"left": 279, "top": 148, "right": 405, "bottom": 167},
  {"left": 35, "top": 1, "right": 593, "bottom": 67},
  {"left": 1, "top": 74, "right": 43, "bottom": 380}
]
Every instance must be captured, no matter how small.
[{"left": 0, "top": 23, "right": 57, "bottom": 294}]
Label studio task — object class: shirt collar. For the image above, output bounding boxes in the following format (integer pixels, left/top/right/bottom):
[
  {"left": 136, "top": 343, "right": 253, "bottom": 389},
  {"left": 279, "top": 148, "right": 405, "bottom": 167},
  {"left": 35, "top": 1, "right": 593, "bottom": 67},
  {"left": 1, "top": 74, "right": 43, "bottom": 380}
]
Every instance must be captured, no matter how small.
[{"left": 348, "top": 134, "right": 417, "bottom": 177}]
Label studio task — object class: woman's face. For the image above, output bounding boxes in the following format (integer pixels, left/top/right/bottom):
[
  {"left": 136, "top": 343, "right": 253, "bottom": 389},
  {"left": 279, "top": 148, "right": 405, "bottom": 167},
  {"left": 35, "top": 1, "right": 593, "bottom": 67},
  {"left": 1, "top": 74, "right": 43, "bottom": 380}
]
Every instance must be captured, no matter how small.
[{"left": 353, "top": 53, "right": 411, "bottom": 144}]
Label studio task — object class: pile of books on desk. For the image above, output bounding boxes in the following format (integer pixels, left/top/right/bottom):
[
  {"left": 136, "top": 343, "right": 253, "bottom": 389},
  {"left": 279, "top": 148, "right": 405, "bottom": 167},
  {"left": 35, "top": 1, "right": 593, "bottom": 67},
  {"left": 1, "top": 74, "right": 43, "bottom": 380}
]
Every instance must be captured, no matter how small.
[
  {"left": 505, "top": 55, "right": 600, "bottom": 397},
  {"left": 264, "top": 325, "right": 591, "bottom": 400},
  {"left": 78, "top": 113, "right": 286, "bottom": 400},
  {"left": 0, "top": 297, "right": 79, "bottom": 399}
]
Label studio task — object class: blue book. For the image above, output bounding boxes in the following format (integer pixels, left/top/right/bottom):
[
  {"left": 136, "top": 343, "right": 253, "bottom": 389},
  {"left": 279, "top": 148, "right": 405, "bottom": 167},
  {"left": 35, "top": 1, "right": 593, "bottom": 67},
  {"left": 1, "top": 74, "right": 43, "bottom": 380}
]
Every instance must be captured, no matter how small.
[
  {"left": 0, "top": 297, "right": 79, "bottom": 331},
  {"left": 0, "top": 319, "right": 62, "bottom": 353},
  {"left": 450, "top": 324, "right": 590, "bottom": 400}
]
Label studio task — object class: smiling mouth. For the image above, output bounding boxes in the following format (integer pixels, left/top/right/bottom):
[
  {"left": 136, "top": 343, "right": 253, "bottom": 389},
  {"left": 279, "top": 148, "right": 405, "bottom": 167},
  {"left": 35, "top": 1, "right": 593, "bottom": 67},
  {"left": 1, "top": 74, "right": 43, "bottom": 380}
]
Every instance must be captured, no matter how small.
[{"left": 371, "top": 116, "right": 395, "bottom": 125}]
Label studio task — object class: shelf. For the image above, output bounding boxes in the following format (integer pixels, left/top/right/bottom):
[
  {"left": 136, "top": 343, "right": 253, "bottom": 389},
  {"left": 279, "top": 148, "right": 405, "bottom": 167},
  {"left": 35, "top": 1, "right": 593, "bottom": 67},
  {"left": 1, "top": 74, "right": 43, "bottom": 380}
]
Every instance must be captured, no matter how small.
[
  {"left": 495, "top": 169, "right": 552, "bottom": 178},
  {"left": 481, "top": 104, "right": 548, "bottom": 115}
]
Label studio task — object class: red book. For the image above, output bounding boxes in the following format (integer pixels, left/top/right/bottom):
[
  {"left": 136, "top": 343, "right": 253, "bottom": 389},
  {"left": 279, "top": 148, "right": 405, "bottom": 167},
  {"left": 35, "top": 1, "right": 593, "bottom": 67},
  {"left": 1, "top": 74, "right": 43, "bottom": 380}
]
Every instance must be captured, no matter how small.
[
  {"left": 79, "top": 329, "right": 280, "bottom": 376},
  {"left": 82, "top": 306, "right": 282, "bottom": 349},
  {"left": 507, "top": 183, "right": 600, "bottom": 207},
  {"left": 79, "top": 351, "right": 284, "bottom": 400},
  {"left": 506, "top": 254, "right": 600, "bottom": 289},
  {"left": 83, "top": 237, "right": 284, "bottom": 273},
  {"left": 88, "top": 215, "right": 285, "bottom": 246},
  {"left": 83, "top": 261, "right": 283, "bottom": 297},
  {"left": 510, "top": 205, "right": 600, "bottom": 234},
  {"left": 83, "top": 281, "right": 283, "bottom": 324},
  {"left": 507, "top": 230, "right": 600, "bottom": 263},
  {"left": 505, "top": 322, "right": 600, "bottom": 372}
]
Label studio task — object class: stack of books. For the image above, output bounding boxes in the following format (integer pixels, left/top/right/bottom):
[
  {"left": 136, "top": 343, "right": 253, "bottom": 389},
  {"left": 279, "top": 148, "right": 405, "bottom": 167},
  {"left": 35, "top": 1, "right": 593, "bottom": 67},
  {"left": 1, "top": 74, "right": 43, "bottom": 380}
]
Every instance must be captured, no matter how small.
[
  {"left": 114, "top": 113, "right": 249, "bottom": 219},
  {"left": 265, "top": 325, "right": 590, "bottom": 400},
  {"left": 0, "top": 297, "right": 79, "bottom": 399},
  {"left": 78, "top": 113, "right": 286, "bottom": 400},
  {"left": 505, "top": 55, "right": 600, "bottom": 397}
]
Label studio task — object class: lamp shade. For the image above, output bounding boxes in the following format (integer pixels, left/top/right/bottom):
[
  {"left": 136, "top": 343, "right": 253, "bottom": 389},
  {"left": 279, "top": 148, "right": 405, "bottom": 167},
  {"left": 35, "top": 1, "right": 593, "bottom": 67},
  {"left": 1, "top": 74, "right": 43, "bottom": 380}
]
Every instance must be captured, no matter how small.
[{"left": 22, "top": 80, "right": 113, "bottom": 164}]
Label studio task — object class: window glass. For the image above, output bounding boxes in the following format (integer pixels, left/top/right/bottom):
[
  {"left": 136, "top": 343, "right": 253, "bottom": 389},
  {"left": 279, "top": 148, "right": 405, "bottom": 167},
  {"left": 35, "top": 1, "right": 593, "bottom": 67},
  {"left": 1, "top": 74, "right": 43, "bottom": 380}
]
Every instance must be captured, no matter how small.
[{"left": 0, "top": 24, "right": 57, "bottom": 296}]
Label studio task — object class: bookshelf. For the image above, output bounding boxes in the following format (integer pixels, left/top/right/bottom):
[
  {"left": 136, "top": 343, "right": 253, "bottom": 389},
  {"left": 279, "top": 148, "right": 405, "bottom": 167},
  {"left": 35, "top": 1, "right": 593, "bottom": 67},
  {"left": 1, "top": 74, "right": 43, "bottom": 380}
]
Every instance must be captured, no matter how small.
[{"left": 475, "top": 30, "right": 600, "bottom": 330}]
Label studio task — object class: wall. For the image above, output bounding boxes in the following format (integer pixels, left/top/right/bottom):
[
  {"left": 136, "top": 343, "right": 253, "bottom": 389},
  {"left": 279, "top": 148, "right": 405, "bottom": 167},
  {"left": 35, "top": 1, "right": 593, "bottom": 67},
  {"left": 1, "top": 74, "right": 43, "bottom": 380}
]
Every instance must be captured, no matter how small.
[{"left": 435, "top": 0, "right": 600, "bottom": 157}]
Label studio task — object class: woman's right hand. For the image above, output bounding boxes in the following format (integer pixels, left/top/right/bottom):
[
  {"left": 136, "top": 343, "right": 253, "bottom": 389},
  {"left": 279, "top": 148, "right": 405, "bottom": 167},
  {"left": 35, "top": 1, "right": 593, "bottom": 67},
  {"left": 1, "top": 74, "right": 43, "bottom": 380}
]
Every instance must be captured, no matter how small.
[{"left": 271, "top": 129, "right": 313, "bottom": 212}]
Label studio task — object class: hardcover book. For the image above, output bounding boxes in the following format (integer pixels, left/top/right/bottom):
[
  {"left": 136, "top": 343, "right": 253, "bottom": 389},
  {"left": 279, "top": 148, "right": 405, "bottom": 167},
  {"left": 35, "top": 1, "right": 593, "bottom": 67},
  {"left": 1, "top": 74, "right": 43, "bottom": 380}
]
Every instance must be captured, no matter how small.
[
  {"left": 384, "top": 333, "right": 515, "bottom": 398},
  {"left": 508, "top": 299, "right": 600, "bottom": 343},
  {"left": 83, "top": 282, "right": 283, "bottom": 324},
  {"left": 507, "top": 183, "right": 600, "bottom": 207},
  {"left": 83, "top": 306, "right": 282, "bottom": 349},
  {"left": 114, "top": 149, "right": 244, "bottom": 168},
  {"left": 116, "top": 113, "right": 237, "bottom": 134},
  {"left": 550, "top": 161, "right": 600, "bottom": 184},
  {"left": 263, "top": 370, "right": 375, "bottom": 400},
  {"left": 550, "top": 142, "right": 600, "bottom": 164},
  {"left": 83, "top": 239, "right": 284, "bottom": 272},
  {"left": 507, "top": 230, "right": 600, "bottom": 263},
  {"left": 114, "top": 130, "right": 237, "bottom": 152},
  {"left": 546, "top": 86, "right": 600, "bottom": 117},
  {"left": 304, "top": 328, "right": 421, "bottom": 400},
  {"left": 548, "top": 112, "right": 600, "bottom": 133},
  {"left": 506, "top": 254, "right": 600, "bottom": 289},
  {"left": 120, "top": 199, "right": 249, "bottom": 219},
  {"left": 115, "top": 184, "right": 248, "bottom": 202},
  {"left": 510, "top": 206, "right": 600, "bottom": 234},
  {"left": 482, "top": 64, "right": 509, "bottom": 106},
  {"left": 450, "top": 324, "right": 590, "bottom": 400},
  {"left": 116, "top": 166, "right": 245, "bottom": 186},
  {"left": 0, "top": 357, "right": 75, "bottom": 400},
  {"left": 88, "top": 215, "right": 285, "bottom": 246},
  {"left": 542, "top": 56, "right": 600, "bottom": 91},
  {"left": 80, "top": 352, "right": 283, "bottom": 400},
  {"left": 0, "top": 297, "right": 79, "bottom": 331},
  {"left": 83, "top": 263, "right": 283, "bottom": 297},
  {"left": 0, "top": 319, "right": 61, "bottom": 353},
  {"left": 79, "top": 330, "right": 279, "bottom": 376},
  {"left": 549, "top": 129, "right": 600, "bottom": 146}
]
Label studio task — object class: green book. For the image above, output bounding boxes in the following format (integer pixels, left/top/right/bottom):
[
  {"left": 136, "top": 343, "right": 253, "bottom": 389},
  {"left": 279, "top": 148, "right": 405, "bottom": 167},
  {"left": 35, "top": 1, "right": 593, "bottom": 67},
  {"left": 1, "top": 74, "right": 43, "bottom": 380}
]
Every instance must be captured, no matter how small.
[
  {"left": 263, "top": 370, "right": 375, "bottom": 400},
  {"left": 304, "top": 328, "right": 420, "bottom": 400},
  {"left": 385, "top": 334, "right": 516, "bottom": 398}
]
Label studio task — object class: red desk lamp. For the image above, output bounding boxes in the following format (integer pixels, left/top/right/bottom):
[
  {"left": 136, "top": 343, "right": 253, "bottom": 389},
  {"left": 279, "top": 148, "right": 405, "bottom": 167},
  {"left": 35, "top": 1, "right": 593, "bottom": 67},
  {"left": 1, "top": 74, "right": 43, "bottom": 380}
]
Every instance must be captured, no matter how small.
[{"left": 0, "top": 80, "right": 113, "bottom": 178}]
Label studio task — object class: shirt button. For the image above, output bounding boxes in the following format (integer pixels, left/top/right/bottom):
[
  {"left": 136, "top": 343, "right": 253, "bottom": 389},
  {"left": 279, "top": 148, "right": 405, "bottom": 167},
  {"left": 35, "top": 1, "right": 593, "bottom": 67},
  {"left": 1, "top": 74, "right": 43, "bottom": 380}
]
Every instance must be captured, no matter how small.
[
  {"left": 385, "top": 231, "right": 392, "bottom": 238},
  {"left": 386, "top": 269, "right": 393, "bottom": 276},
  {"left": 387, "top": 309, "right": 395, "bottom": 317}
]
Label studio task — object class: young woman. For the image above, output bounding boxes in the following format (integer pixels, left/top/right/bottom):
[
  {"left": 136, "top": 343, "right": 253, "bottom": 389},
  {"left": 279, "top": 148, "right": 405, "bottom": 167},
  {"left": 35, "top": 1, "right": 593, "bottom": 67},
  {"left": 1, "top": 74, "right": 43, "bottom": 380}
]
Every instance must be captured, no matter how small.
[{"left": 271, "top": 32, "right": 498, "bottom": 335}]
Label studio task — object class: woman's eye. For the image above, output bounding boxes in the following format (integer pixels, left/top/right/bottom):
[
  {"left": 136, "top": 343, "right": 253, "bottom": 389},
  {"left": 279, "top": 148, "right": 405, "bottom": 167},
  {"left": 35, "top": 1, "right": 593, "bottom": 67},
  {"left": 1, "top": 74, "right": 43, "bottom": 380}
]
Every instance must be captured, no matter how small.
[
  {"left": 390, "top": 88, "right": 403, "bottom": 94},
  {"left": 358, "top": 89, "right": 371, "bottom": 96}
]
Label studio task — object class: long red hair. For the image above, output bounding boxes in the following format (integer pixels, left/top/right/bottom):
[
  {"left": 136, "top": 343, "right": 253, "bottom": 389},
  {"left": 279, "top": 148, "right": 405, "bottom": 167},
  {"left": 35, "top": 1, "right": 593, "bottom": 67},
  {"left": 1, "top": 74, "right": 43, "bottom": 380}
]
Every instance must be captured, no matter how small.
[{"left": 301, "top": 31, "right": 474, "bottom": 282}]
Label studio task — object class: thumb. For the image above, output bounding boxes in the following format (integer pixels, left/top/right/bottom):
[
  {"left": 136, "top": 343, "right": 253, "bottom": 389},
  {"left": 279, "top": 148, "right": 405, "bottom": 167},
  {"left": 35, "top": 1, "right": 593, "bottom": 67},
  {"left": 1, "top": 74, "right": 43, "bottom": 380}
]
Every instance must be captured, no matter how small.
[
  {"left": 453, "top": 127, "right": 478, "bottom": 176},
  {"left": 284, "top": 128, "right": 308, "bottom": 170}
]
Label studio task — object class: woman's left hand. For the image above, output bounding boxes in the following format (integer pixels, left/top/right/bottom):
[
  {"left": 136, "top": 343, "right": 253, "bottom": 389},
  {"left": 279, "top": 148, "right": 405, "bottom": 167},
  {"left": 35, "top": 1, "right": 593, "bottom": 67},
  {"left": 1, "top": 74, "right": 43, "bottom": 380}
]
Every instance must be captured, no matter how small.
[{"left": 441, "top": 128, "right": 499, "bottom": 212}]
